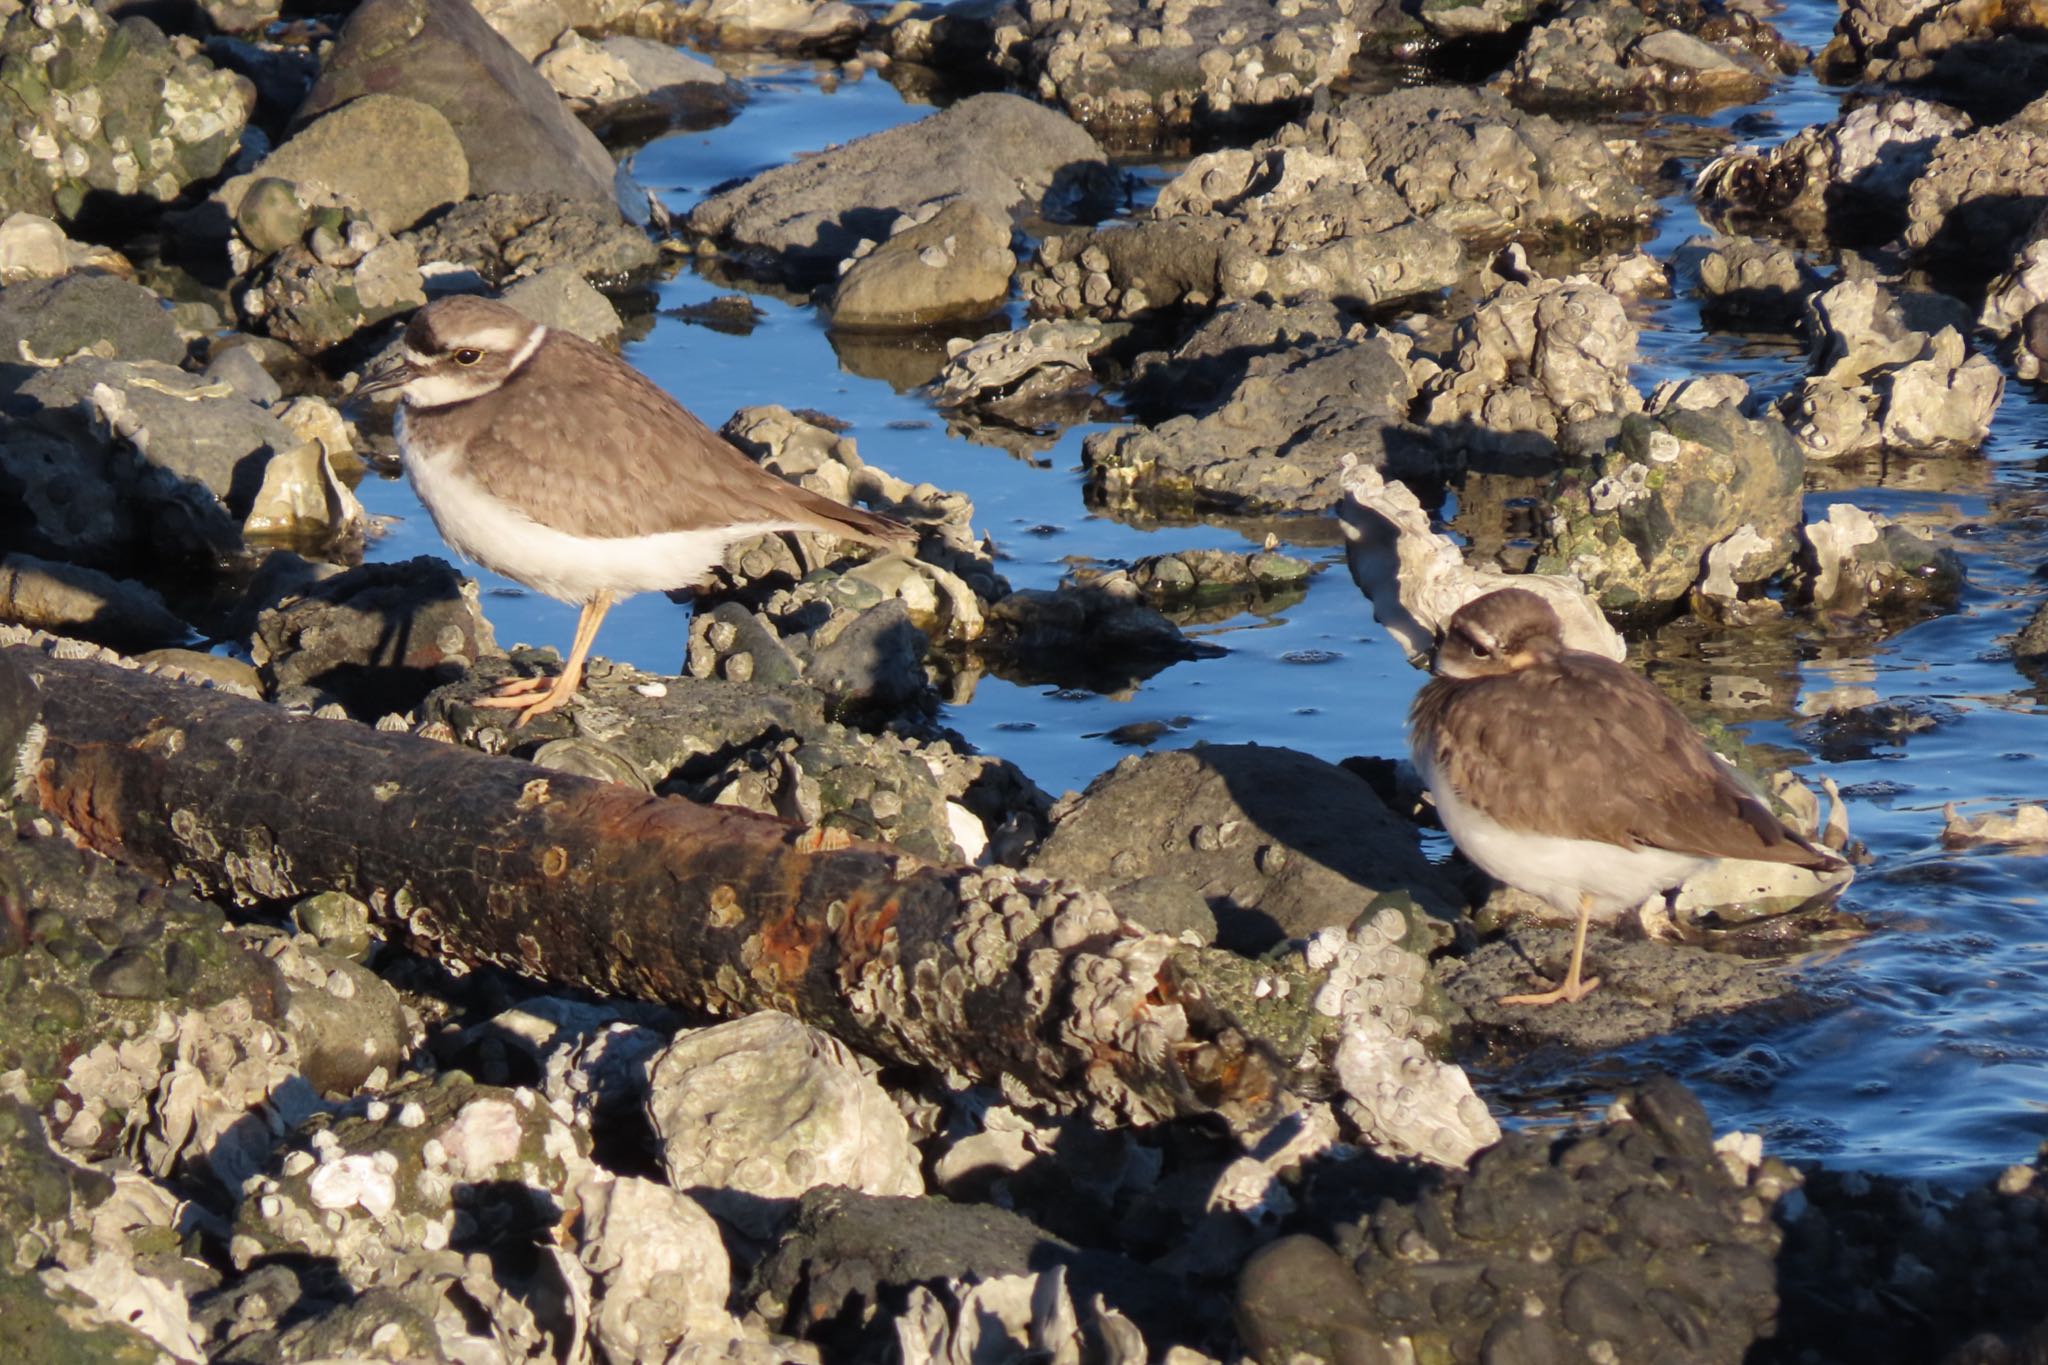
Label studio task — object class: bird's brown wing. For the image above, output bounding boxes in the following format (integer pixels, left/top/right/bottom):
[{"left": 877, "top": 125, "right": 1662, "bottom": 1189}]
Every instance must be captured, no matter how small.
[
  {"left": 1414, "top": 653, "right": 1843, "bottom": 869},
  {"left": 446, "top": 330, "right": 912, "bottom": 546}
]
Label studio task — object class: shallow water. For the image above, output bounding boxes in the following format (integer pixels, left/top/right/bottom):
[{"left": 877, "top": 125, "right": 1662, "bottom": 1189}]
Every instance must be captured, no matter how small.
[{"left": 356, "top": 5, "right": 2048, "bottom": 1181}]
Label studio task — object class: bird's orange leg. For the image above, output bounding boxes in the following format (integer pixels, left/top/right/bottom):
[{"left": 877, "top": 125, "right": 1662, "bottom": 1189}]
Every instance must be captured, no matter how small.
[
  {"left": 1499, "top": 893, "right": 1602, "bottom": 1007},
  {"left": 476, "top": 593, "right": 613, "bottom": 727}
]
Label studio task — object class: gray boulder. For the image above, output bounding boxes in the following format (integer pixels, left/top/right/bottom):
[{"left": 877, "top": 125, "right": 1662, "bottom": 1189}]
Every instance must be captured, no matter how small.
[
  {"left": 1029, "top": 743, "right": 1461, "bottom": 956},
  {"left": 0, "top": 275, "right": 183, "bottom": 367},
  {"left": 223, "top": 95, "right": 471, "bottom": 236},
  {"left": 297, "top": 0, "right": 621, "bottom": 211},
  {"left": 1904, "top": 119, "right": 2048, "bottom": 270},
  {"left": 0, "top": 553, "right": 189, "bottom": 651},
  {"left": 831, "top": 199, "right": 1015, "bottom": 329},
  {"left": 688, "top": 93, "right": 1111, "bottom": 279},
  {"left": 1498, "top": 0, "right": 1796, "bottom": 113},
  {"left": 401, "top": 192, "right": 659, "bottom": 286}
]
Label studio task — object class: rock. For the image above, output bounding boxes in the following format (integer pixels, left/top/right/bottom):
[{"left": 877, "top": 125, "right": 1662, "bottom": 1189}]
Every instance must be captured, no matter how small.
[
  {"left": 1981, "top": 205, "right": 2048, "bottom": 353},
  {"left": 203, "top": 344, "right": 285, "bottom": 405},
  {"left": 0, "top": 553, "right": 189, "bottom": 650},
  {"left": 1798, "top": 502, "right": 1964, "bottom": 614},
  {"left": 1676, "top": 234, "right": 1823, "bottom": 328},
  {"left": 1817, "top": 0, "right": 2048, "bottom": 119},
  {"left": 1022, "top": 147, "right": 1464, "bottom": 319},
  {"left": 1421, "top": 273, "right": 1644, "bottom": 461},
  {"left": 1076, "top": 547, "right": 1316, "bottom": 608},
  {"left": 274, "top": 943, "right": 410, "bottom": 1096},
  {"left": 688, "top": 93, "right": 1112, "bottom": 280},
  {"left": 251, "top": 556, "right": 499, "bottom": 718},
  {"left": 967, "top": 0, "right": 1377, "bottom": 142},
  {"left": 242, "top": 441, "right": 367, "bottom": 553},
  {"left": 1903, "top": 118, "right": 2048, "bottom": 271},
  {"left": 1030, "top": 744, "right": 1460, "bottom": 956},
  {"left": 1779, "top": 277, "right": 2004, "bottom": 458},
  {"left": 1697, "top": 95, "right": 1971, "bottom": 245},
  {"left": 6, "top": 357, "right": 304, "bottom": 569},
  {"left": 800, "top": 598, "right": 932, "bottom": 716},
  {"left": 498, "top": 266, "right": 624, "bottom": 343},
  {"left": 2020, "top": 599, "right": 2048, "bottom": 676},
  {"left": 401, "top": 192, "right": 659, "bottom": 286},
  {"left": 0, "top": 2, "right": 249, "bottom": 225},
  {"left": 1534, "top": 403, "right": 1806, "bottom": 615},
  {"left": 1103, "top": 873, "right": 1218, "bottom": 942},
  {"left": 575, "top": 1175, "right": 746, "bottom": 1364},
  {"left": 473, "top": 0, "right": 570, "bottom": 60},
  {"left": 1497, "top": 0, "right": 1796, "bottom": 113},
  {"left": 1242, "top": 1078, "right": 1785, "bottom": 1364},
  {"left": 134, "top": 648, "right": 264, "bottom": 698},
  {"left": 646, "top": 1012, "right": 923, "bottom": 1237},
  {"left": 746, "top": 1185, "right": 1182, "bottom": 1355},
  {"left": 661, "top": 0, "right": 865, "bottom": 53},
  {"left": 1236, "top": 1236, "right": 1389, "bottom": 1365},
  {"left": 1083, "top": 333, "right": 1431, "bottom": 517},
  {"left": 0, "top": 274, "right": 183, "bottom": 367},
  {"left": 981, "top": 581, "right": 1221, "bottom": 692},
  {"left": 0, "top": 212, "right": 130, "bottom": 284},
  {"left": 538, "top": 33, "right": 744, "bottom": 139},
  {"left": 229, "top": 1072, "right": 590, "bottom": 1285},
  {"left": 928, "top": 319, "right": 1101, "bottom": 410},
  {"left": 289, "top": 891, "right": 376, "bottom": 961},
  {"left": 239, "top": 205, "right": 427, "bottom": 354},
  {"left": 223, "top": 94, "right": 471, "bottom": 236},
  {"left": 298, "top": 0, "right": 623, "bottom": 211},
  {"left": 832, "top": 198, "right": 1015, "bottom": 329}
]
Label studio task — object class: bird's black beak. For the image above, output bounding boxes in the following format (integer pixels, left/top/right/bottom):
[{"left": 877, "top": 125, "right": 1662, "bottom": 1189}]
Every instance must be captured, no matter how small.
[{"left": 352, "top": 352, "right": 416, "bottom": 402}]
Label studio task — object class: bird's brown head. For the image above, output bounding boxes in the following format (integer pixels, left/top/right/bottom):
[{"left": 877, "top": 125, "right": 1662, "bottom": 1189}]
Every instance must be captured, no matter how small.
[
  {"left": 355, "top": 296, "right": 546, "bottom": 409},
  {"left": 1431, "top": 587, "right": 1566, "bottom": 680}
]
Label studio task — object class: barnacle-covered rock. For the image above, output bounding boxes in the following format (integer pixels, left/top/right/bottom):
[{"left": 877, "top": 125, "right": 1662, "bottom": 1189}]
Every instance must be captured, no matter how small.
[
  {"left": 1797, "top": 502, "right": 1964, "bottom": 614},
  {"left": 1498, "top": 0, "right": 1799, "bottom": 114}
]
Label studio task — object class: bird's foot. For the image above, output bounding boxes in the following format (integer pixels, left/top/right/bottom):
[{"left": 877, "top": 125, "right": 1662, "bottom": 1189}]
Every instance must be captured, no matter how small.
[
  {"left": 473, "top": 676, "right": 578, "bottom": 728},
  {"left": 489, "top": 674, "right": 551, "bottom": 698},
  {"left": 1498, "top": 974, "right": 1602, "bottom": 1008}
]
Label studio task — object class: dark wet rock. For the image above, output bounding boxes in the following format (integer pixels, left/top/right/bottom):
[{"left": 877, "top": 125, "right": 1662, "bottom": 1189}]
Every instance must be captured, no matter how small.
[
  {"left": 2019, "top": 599, "right": 2048, "bottom": 675},
  {"left": 1241, "top": 1078, "right": 1785, "bottom": 1364},
  {"left": 1021, "top": 149, "right": 1463, "bottom": 319},
  {"left": 289, "top": 891, "right": 376, "bottom": 963},
  {"left": 1798, "top": 502, "right": 1965, "bottom": 615},
  {"left": 239, "top": 208, "right": 428, "bottom": 355},
  {"left": 228, "top": 1071, "right": 590, "bottom": 1283},
  {"left": 1779, "top": 277, "right": 2003, "bottom": 459},
  {"left": 222, "top": 95, "right": 471, "bottom": 237},
  {"left": 0, "top": 1, "right": 249, "bottom": 225},
  {"left": 1118, "top": 298, "right": 1350, "bottom": 419},
  {"left": 831, "top": 198, "right": 1015, "bottom": 329},
  {"left": 1533, "top": 403, "right": 1805, "bottom": 615},
  {"left": 400, "top": 191, "right": 660, "bottom": 286},
  {"left": 800, "top": 598, "right": 933, "bottom": 716},
  {"left": 1235, "top": 1235, "right": 1391, "bottom": 1365},
  {"left": 687, "top": 93, "right": 1111, "bottom": 281},
  {"left": 1697, "top": 94, "right": 1970, "bottom": 245},
  {"left": 747, "top": 1185, "right": 1185, "bottom": 1353},
  {"left": 5, "top": 357, "right": 303, "bottom": 570},
  {"left": 1797, "top": 696, "right": 1959, "bottom": 762},
  {"left": 251, "top": 556, "right": 500, "bottom": 719},
  {"left": 648, "top": 1012, "right": 923, "bottom": 1238},
  {"left": 0, "top": 553, "right": 189, "bottom": 650},
  {"left": 0, "top": 275, "right": 183, "bottom": 367},
  {"left": 959, "top": 0, "right": 1383, "bottom": 145},
  {"left": 1675, "top": 234, "right": 1823, "bottom": 328},
  {"left": 1419, "top": 273, "right": 1642, "bottom": 462},
  {"left": 1777, "top": 1158, "right": 2048, "bottom": 1363},
  {"left": 1082, "top": 332, "right": 1429, "bottom": 517},
  {"left": 1030, "top": 744, "right": 1459, "bottom": 956},
  {"left": 982, "top": 582, "right": 1221, "bottom": 690},
  {"left": 538, "top": 33, "right": 745, "bottom": 140},
  {"left": 216, "top": 1281, "right": 453, "bottom": 1364},
  {"left": 1078, "top": 547, "right": 1316, "bottom": 607},
  {"left": 1903, "top": 117, "right": 2048, "bottom": 273},
  {"left": 1497, "top": 0, "right": 1799, "bottom": 114},
  {"left": 1817, "top": 0, "right": 2048, "bottom": 120},
  {"left": 298, "top": 0, "right": 622, "bottom": 211},
  {"left": 1442, "top": 922, "right": 1793, "bottom": 1047}
]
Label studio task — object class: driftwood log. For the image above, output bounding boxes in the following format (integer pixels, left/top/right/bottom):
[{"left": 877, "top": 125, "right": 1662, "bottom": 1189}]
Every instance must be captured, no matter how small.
[{"left": 0, "top": 640, "right": 1313, "bottom": 1131}]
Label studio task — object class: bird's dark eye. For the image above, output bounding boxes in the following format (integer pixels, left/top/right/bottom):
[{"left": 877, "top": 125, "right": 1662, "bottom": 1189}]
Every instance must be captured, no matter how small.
[
  {"left": 454, "top": 348, "right": 483, "bottom": 366},
  {"left": 1468, "top": 642, "right": 1493, "bottom": 659}
]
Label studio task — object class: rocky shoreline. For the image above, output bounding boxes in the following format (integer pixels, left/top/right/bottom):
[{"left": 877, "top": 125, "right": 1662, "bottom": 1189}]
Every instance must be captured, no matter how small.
[{"left": 4, "top": 0, "right": 2048, "bottom": 1358}]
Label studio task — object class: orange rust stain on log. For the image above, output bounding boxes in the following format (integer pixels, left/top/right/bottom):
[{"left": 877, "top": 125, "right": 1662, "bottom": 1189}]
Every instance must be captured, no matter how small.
[
  {"left": 834, "top": 890, "right": 900, "bottom": 961},
  {"left": 34, "top": 747, "right": 125, "bottom": 853},
  {"left": 541, "top": 846, "right": 569, "bottom": 877}
]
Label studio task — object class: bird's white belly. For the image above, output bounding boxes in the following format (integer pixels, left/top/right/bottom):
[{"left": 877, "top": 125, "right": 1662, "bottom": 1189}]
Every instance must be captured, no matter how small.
[
  {"left": 1418, "top": 757, "right": 1708, "bottom": 920},
  {"left": 400, "top": 426, "right": 788, "bottom": 605}
]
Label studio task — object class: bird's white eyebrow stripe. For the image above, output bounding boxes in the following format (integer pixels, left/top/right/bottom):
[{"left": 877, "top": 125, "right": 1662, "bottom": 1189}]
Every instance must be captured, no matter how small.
[{"left": 502, "top": 324, "right": 547, "bottom": 373}]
